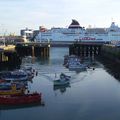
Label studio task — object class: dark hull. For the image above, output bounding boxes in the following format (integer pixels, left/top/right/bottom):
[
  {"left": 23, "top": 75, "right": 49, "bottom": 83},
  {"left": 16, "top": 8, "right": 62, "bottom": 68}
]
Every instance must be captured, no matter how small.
[{"left": 0, "top": 93, "right": 41, "bottom": 105}]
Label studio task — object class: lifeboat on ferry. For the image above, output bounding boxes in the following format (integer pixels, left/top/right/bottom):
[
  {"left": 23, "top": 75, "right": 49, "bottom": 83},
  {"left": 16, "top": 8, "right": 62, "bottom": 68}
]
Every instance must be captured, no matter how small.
[{"left": 0, "top": 93, "right": 41, "bottom": 105}]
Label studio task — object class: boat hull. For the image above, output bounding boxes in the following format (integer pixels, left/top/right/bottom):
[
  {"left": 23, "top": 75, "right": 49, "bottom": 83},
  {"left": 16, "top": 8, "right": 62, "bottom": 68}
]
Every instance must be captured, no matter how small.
[
  {"left": 0, "top": 89, "right": 25, "bottom": 95},
  {"left": 69, "top": 66, "right": 86, "bottom": 71},
  {"left": 0, "top": 93, "right": 41, "bottom": 105},
  {"left": 0, "top": 83, "right": 26, "bottom": 90},
  {"left": 54, "top": 80, "right": 70, "bottom": 86}
]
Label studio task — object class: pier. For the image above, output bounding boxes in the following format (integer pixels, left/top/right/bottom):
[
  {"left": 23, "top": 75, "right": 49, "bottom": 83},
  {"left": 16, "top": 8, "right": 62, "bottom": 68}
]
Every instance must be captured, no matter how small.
[
  {"left": 69, "top": 41, "right": 103, "bottom": 57},
  {"left": 101, "top": 44, "right": 120, "bottom": 63},
  {"left": 0, "top": 45, "right": 16, "bottom": 63},
  {"left": 0, "top": 45, "right": 21, "bottom": 69},
  {"left": 2, "top": 41, "right": 104, "bottom": 59},
  {"left": 15, "top": 42, "right": 50, "bottom": 57},
  {"left": 0, "top": 41, "right": 118, "bottom": 66}
]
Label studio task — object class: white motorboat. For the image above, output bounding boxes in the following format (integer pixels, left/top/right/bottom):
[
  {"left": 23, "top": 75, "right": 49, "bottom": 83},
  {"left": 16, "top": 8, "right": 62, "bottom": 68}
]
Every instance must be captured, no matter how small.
[{"left": 69, "top": 62, "right": 87, "bottom": 70}]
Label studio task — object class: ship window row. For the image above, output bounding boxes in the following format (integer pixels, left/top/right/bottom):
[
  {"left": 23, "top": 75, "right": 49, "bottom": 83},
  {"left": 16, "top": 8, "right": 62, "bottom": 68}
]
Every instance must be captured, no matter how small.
[
  {"left": 111, "top": 34, "right": 120, "bottom": 36},
  {"left": 41, "top": 35, "right": 51, "bottom": 36}
]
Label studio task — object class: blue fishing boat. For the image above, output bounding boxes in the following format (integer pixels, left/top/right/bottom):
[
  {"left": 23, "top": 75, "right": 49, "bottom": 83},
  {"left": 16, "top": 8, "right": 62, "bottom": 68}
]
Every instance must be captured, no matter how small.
[
  {"left": 54, "top": 73, "right": 71, "bottom": 86},
  {"left": 0, "top": 82, "right": 25, "bottom": 90},
  {"left": 0, "top": 70, "right": 28, "bottom": 82},
  {"left": 21, "top": 67, "right": 36, "bottom": 79},
  {"left": 0, "top": 83, "right": 25, "bottom": 95}
]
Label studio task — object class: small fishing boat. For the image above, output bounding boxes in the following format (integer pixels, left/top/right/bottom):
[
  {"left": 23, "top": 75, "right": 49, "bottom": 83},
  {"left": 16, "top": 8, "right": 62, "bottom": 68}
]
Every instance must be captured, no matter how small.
[
  {"left": 0, "top": 71, "right": 28, "bottom": 81},
  {"left": 0, "top": 67, "right": 37, "bottom": 82},
  {"left": 68, "top": 61, "right": 87, "bottom": 71},
  {"left": 0, "top": 92, "right": 41, "bottom": 105},
  {"left": 0, "top": 79, "right": 5, "bottom": 83},
  {"left": 21, "top": 67, "right": 36, "bottom": 80},
  {"left": 54, "top": 73, "right": 71, "bottom": 86},
  {"left": 0, "top": 82, "right": 25, "bottom": 90},
  {"left": 0, "top": 83, "right": 25, "bottom": 95},
  {"left": 63, "top": 55, "right": 87, "bottom": 71},
  {"left": 63, "top": 55, "right": 77, "bottom": 68},
  {"left": 60, "top": 73, "right": 71, "bottom": 80}
]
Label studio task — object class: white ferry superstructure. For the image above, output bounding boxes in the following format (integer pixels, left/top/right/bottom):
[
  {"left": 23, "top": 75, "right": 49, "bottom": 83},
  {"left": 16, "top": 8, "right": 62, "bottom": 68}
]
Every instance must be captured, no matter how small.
[{"left": 35, "top": 19, "right": 120, "bottom": 43}]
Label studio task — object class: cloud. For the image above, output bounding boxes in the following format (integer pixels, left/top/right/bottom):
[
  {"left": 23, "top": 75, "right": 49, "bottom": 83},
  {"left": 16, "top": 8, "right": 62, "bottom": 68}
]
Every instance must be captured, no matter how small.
[
  {"left": 1, "top": 0, "right": 27, "bottom": 1},
  {"left": 0, "top": 0, "right": 120, "bottom": 34}
]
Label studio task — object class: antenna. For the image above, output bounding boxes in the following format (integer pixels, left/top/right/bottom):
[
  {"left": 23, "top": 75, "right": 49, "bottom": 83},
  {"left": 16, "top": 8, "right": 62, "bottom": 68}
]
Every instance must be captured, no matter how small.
[{"left": 111, "top": 17, "right": 114, "bottom": 22}]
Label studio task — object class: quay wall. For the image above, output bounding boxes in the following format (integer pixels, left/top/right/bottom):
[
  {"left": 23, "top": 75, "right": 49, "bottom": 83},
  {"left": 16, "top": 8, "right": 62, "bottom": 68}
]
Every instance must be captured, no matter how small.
[
  {"left": 69, "top": 42, "right": 102, "bottom": 57},
  {"left": 0, "top": 51, "right": 21, "bottom": 70},
  {"left": 101, "top": 45, "right": 120, "bottom": 63},
  {"left": 0, "top": 43, "right": 50, "bottom": 69},
  {"left": 15, "top": 44, "right": 50, "bottom": 57}
]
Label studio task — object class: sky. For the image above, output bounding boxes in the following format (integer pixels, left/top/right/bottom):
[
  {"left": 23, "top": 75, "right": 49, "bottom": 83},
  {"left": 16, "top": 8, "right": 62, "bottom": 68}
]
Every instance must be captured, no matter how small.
[{"left": 0, "top": 0, "right": 120, "bottom": 35}]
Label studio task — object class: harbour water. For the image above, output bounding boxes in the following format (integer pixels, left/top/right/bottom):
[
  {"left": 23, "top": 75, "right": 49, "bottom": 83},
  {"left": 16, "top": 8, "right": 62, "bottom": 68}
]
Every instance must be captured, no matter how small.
[{"left": 1, "top": 47, "right": 120, "bottom": 120}]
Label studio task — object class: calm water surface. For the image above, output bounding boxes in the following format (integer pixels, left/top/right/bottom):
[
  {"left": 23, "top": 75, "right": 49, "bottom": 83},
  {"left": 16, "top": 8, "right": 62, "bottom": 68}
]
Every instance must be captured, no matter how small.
[{"left": 1, "top": 47, "right": 120, "bottom": 120}]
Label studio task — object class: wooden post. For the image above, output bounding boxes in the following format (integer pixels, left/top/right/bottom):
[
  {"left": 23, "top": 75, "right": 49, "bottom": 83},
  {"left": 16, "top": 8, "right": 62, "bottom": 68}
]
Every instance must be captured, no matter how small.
[
  {"left": 46, "top": 47, "right": 49, "bottom": 57},
  {"left": 41, "top": 47, "right": 43, "bottom": 57},
  {"left": 32, "top": 46, "right": 35, "bottom": 57}
]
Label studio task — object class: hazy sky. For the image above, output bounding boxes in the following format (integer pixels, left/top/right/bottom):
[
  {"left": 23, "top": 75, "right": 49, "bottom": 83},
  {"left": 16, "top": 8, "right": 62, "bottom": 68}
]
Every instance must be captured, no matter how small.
[{"left": 0, "top": 0, "right": 120, "bottom": 35}]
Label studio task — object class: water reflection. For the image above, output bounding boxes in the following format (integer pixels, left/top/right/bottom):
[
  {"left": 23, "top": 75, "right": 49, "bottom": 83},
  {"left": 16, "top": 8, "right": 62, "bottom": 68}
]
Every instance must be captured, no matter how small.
[
  {"left": 35, "top": 57, "right": 50, "bottom": 65},
  {"left": 53, "top": 84, "right": 71, "bottom": 93},
  {"left": 0, "top": 102, "right": 45, "bottom": 110},
  {"left": 2, "top": 47, "right": 119, "bottom": 120},
  {"left": 98, "top": 57, "right": 120, "bottom": 81}
]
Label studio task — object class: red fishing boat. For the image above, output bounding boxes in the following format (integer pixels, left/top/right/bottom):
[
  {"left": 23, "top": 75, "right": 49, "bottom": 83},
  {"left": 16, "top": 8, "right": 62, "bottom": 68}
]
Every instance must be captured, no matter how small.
[{"left": 0, "top": 92, "right": 42, "bottom": 105}]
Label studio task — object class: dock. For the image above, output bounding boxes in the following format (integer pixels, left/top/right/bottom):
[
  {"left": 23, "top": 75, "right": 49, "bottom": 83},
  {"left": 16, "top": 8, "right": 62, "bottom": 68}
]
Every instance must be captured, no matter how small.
[
  {"left": 0, "top": 45, "right": 21, "bottom": 69},
  {"left": 69, "top": 41, "right": 103, "bottom": 57},
  {"left": 15, "top": 42, "right": 50, "bottom": 57},
  {"left": 0, "top": 45, "right": 15, "bottom": 51},
  {"left": 1, "top": 40, "right": 120, "bottom": 67},
  {"left": 101, "top": 44, "right": 120, "bottom": 63},
  {"left": 0, "top": 45, "right": 16, "bottom": 62}
]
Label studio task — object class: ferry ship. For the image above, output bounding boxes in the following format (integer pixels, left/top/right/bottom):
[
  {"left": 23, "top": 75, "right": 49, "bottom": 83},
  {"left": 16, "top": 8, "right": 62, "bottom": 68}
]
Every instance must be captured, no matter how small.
[{"left": 35, "top": 19, "right": 120, "bottom": 44}]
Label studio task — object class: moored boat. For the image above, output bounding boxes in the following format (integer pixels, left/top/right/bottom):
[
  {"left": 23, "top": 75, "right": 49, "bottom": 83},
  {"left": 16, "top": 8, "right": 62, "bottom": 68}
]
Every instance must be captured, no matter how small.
[
  {"left": 54, "top": 73, "right": 71, "bottom": 86},
  {"left": 0, "top": 70, "right": 28, "bottom": 81},
  {"left": 0, "top": 83, "right": 25, "bottom": 95},
  {"left": 64, "top": 55, "right": 87, "bottom": 71},
  {"left": 68, "top": 62, "right": 87, "bottom": 71},
  {"left": 21, "top": 67, "right": 36, "bottom": 80},
  {"left": 0, "top": 92, "right": 41, "bottom": 105},
  {"left": 0, "top": 82, "right": 26, "bottom": 90}
]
